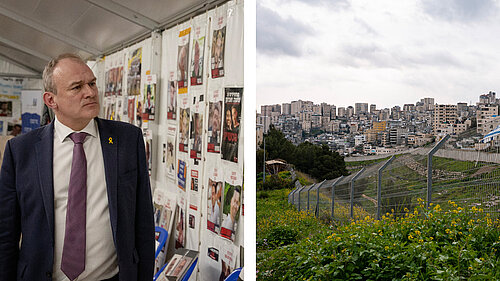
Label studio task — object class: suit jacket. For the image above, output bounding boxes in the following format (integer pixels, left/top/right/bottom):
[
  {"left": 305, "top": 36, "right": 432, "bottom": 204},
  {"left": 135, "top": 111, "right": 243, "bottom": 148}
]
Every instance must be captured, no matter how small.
[{"left": 0, "top": 118, "right": 155, "bottom": 281}]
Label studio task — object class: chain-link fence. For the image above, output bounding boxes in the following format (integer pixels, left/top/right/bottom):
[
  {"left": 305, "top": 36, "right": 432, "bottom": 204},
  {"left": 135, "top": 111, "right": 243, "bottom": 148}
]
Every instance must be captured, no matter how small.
[{"left": 288, "top": 135, "right": 500, "bottom": 223}]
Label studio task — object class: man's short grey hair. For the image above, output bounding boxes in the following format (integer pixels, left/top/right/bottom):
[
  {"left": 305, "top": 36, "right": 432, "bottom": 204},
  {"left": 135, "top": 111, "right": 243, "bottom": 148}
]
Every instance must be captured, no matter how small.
[{"left": 43, "top": 53, "right": 86, "bottom": 94}]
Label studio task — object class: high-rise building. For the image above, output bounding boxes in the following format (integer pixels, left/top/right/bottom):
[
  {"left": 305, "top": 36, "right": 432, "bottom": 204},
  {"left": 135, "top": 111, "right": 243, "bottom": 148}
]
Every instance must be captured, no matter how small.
[
  {"left": 337, "top": 107, "right": 346, "bottom": 117},
  {"left": 355, "top": 103, "right": 369, "bottom": 115},
  {"left": 477, "top": 104, "right": 500, "bottom": 135},
  {"left": 433, "top": 104, "right": 458, "bottom": 134},
  {"left": 320, "top": 102, "right": 332, "bottom": 117},
  {"left": 282, "top": 103, "right": 291, "bottom": 115},
  {"left": 261, "top": 104, "right": 281, "bottom": 116},
  {"left": 291, "top": 100, "right": 303, "bottom": 115},
  {"left": 346, "top": 106, "right": 354, "bottom": 117},
  {"left": 370, "top": 104, "right": 377, "bottom": 114},
  {"left": 330, "top": 105, "right": 336, "bottom": 119},
  {"left": 420, "top": 98, "right": 435, "bottom": 111},
  {"left": 478, "top": 91, "right": 496, "bottom": 105}
]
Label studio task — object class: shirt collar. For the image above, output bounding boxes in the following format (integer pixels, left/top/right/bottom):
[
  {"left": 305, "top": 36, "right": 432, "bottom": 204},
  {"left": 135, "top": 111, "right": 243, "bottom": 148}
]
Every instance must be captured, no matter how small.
[{"left": 54, "top": 117, "right": 98, "bottom": 143}]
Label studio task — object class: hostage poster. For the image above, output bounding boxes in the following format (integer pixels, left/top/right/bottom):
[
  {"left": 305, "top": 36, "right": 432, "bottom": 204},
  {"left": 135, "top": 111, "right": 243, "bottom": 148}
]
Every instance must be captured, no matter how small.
[
  {"left": 166, "top": 125, "right": 176, "bottom": 179},
  {"left": 167, "top": 77, "right": 177, "bottom": 120},
  {"left": 177, "top": 27, "right": 191, "bottom": 94},
  {"left": 178, "top": 107, "right": 190, "bottom": 153},
  {"left": 189, "top": 112, "right": 203, "bottom": 160},
  {"left": 127, "top": 47, "right": 142, "bottom": 96},
  {"left": 221, "top": 88, "right": 242, "bottom": 163},
  {"left": 190, "top": 22, "right": 206, "bottom": 86},
  {"left": 220, "top": 182, "right": 241, "bottom": 241},
  {"left": 211, "top": 26, "right": 226, "bottom": 78},
  {"left": 207, "top": 100, "right": 222, "bottom": 153}
]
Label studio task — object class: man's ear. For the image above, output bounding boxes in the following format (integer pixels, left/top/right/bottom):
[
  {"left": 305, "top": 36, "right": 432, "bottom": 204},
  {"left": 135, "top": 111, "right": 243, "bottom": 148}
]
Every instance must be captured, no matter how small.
[{"left": 43, "top": 92, "right": 57, "bottom": 110}]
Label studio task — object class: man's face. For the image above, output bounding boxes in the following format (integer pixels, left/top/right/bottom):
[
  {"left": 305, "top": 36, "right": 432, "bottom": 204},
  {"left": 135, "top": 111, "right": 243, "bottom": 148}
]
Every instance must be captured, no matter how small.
[
  {"left": 232, "top": 107, "right": 238, "bottom": 126},
  {"left": 212, "top": 107, "right": 220, "bottom": 132},
  {"left": 211, "top": 184, "right": 216, "bottom": 206},
  {"left": 225, "top": 109, "right": 232, "bottom": 128},
  {"left": 50, "top": 59, "right": 99, "bottom": 128},
  {"left": 230, "top": 190, "right": 240, "bottom": 219}
]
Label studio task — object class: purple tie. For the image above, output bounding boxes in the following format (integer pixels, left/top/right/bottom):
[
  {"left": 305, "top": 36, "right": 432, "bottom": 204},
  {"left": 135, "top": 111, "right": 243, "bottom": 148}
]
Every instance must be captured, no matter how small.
[{"left": 61, "top": 132, "right": 88, "bottom": 280}]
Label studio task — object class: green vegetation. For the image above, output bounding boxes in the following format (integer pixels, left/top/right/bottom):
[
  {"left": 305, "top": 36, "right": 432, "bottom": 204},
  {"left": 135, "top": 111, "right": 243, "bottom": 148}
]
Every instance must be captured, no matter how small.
[
  {"left": 257, "top": 191, "right": 500, "bottom": 280},
  {"left": 257, "top": 171, "right": 295, "bottom": 191},
  {"left": 257, "top": 126, "right": 348, "bottom": 182}
]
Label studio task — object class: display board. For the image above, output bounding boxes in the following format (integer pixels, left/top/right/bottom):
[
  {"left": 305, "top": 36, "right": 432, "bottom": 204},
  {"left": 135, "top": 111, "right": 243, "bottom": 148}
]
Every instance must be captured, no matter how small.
[{"left": 95, "top": 1, "right": 244, "bottom": 280}]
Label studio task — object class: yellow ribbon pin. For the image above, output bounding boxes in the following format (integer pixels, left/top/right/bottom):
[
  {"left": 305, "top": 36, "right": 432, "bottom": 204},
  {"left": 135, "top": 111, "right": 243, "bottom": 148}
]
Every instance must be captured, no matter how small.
[{"left": 109, "top": 137, "right": 113, "bottom": 144}]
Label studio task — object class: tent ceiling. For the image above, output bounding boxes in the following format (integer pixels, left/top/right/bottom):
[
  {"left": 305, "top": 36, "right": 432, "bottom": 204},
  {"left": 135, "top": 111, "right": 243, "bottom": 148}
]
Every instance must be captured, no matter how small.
[{"left": 0, "top": 0, "right": 226, "bottom": 76}]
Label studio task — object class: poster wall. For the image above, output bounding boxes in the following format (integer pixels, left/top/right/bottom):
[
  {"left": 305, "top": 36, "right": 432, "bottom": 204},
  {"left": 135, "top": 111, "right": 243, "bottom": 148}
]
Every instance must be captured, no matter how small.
[{"left": 96, "top": 1, "right": 244, "bottom": 280}]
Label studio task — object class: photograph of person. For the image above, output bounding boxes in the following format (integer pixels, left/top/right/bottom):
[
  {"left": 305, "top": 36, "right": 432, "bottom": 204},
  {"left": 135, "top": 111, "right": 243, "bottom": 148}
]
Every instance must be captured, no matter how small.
[
  {"left": 175, "top": 207, "right": 185, "bottom": 249},
  {"left": 220, "top": 183, "right": 241, "bottom": 240},
  {"left": 143, "top": 84, "right": 155, "bottom": 120},
  {"left": 127, "top": 96, "right": 135, "bottom": 124},
  {"left": 167, "top": 80, "right": 177, "bottom": 120},
  {"left": 0, "top": 101, "right": 12, "bottom": 117},
  {"left": 221, "top": 88, "right": 242, "bottom": 163},
  {"left": 189, "top": 112, "right": 203, "bottom": 159},
  {"left": 207, "top": 178, "right": 222, "bottom": 233},
  {"left": 221, "top": 107, "right": 237, "bottom": 162},
  {"left": 219, "top": 259, "right": 233, "bottom": 281},
  {"left": 164, "top": 256, "right": 181, "bottom": 276},
  {"left": 231, "top": 105, "right": 240, "bottom": 133},
  {"left": 136, "top": 100, "right": 143, "bottom": 127},
  {"left": 116, "top": 66, "right": 123, "bottom": 96},
  {"left": 178, "top": 108, "right": 189, "bottom": 152},
  {"left": 166, "top": 140, "right": 175, "bottom": 177},
  {"left": 211, "top": 27, "right": 226, "bottom": 78},
  {"left": 171, "top": 256, "right": 192, "bottom": 277},
  {"left": 177, "top": 44, "right": 189, "bottom": 89},
  {"left": 207, "top": 101, "right": 222, "bottom": 153},
  {"left": 190, "top": 38, "right": 204, "bottom": 86},
  {"left": 127, "top": 48, "right": 142, "bottom": 96}
]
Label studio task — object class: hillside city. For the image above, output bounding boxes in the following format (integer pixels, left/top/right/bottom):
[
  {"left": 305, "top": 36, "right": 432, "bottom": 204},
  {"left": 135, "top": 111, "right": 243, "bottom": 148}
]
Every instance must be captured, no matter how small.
[{"left": 257, "top": 91, "right": 500, "bottom": 156}]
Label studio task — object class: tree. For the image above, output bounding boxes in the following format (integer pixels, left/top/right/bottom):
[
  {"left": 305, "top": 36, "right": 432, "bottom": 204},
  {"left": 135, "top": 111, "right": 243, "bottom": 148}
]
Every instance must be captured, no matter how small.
[{"left": 257, "top": 126, "right": 348, "bottom": 182}]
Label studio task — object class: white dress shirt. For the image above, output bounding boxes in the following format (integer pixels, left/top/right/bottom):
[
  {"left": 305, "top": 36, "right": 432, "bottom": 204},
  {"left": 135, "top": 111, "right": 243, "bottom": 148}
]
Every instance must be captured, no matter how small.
[{"left": 52, "top": 117, "right": 118, "bottom": 281}]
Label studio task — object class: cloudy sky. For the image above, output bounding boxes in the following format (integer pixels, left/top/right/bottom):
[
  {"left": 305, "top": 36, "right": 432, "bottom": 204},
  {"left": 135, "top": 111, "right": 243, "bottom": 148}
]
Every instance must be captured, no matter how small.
[{"left": 256, "top": 0, "right": 500, "bottom": 111}]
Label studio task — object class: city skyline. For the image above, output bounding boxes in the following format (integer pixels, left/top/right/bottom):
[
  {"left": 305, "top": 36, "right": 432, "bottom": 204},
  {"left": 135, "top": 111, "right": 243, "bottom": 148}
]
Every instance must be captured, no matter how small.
[{"left": 257, "top": 0, "right": 500, "bottom": 110}]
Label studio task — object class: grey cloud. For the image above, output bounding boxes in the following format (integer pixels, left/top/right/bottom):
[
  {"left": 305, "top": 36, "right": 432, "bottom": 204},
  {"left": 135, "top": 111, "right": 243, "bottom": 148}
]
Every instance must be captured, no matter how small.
[
  {"left": 257, "top": 3, "right": 311, "bottom": 57},
  {"left": 336, "top": 43, "right": 465, "bottom": 70},
  {"left": 421, "top": 0, "right": 498, "bottom": 22},
  {"left": 293, "top": 0, "right": 350, "bottom": 9},
  {"left": 354, "top": 17, "right": 379, "bottom": 36}
]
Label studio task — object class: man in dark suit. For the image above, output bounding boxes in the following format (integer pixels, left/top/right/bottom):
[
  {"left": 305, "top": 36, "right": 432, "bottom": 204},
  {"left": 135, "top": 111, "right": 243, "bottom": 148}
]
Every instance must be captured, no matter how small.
[{"left": 0, "top": 54, "right": 154, "bottom": 280}]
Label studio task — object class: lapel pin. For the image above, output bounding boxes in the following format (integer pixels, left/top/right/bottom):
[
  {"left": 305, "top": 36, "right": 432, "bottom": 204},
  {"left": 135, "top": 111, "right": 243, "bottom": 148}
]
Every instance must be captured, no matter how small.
[{"left": 109, "top": 137, "right": 113, "bottom": 144}]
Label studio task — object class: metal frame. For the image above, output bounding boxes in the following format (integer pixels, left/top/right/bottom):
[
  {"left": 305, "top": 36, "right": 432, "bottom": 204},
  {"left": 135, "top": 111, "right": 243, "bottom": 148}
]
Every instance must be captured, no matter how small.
[
  {"left": 377, "top": 156, "right": 395, "bottom": 220},
  {"left": 315, "top": 180, "right": 326, "bottom": 217},
  {"left": 350, "top": 168, "right": 365, "bottom": 219},
  {"left": 0, "top": 36, "right": 51, "bottom": 62},
  {"left": 0, "top": 4, "right": 100, "bottom": 55},
  {"left": 427, "top": 135, "right": 450, "bottom": 208},
  {"left": 330, "top": 176, "right": 344, "bottom": 221},
  {"left": 85, "top": 0, "right": 159, "bottom": 30}
]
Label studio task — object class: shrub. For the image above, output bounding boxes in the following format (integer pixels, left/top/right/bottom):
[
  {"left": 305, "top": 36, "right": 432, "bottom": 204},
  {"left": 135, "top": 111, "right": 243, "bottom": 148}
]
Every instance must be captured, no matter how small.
[
  {"left": 265, "top": 225, "right": 298, "bottom": 247},
  {"left": 257, "top": 196, "right": 500, "bottom": 280}
]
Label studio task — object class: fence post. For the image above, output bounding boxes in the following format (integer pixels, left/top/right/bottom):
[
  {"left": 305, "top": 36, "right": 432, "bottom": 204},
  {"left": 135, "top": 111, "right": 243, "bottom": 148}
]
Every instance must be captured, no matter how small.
[
  {"left": 291, "top": 180, "right": 302, "bottom": 206},
  {"left": 315, "top": 180, "right": 326, "bottom": 217},
  {"left": 350, "top": 168, "right": 365, "bottom": 220},
  {"left": 427, "top": 135, "right": 449, "bottom": 209},
  {"left": 298, "top": 185, "right": 302, "bottom": 212},
  {"left": 331, "top": 176, "right": 344, "bottom": 222},
  {"left": 377, "top": 156, "right": 395, "bottom": 220},
  {"left": 307, "top": 183, "right": 316, "bottom": 213}
]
